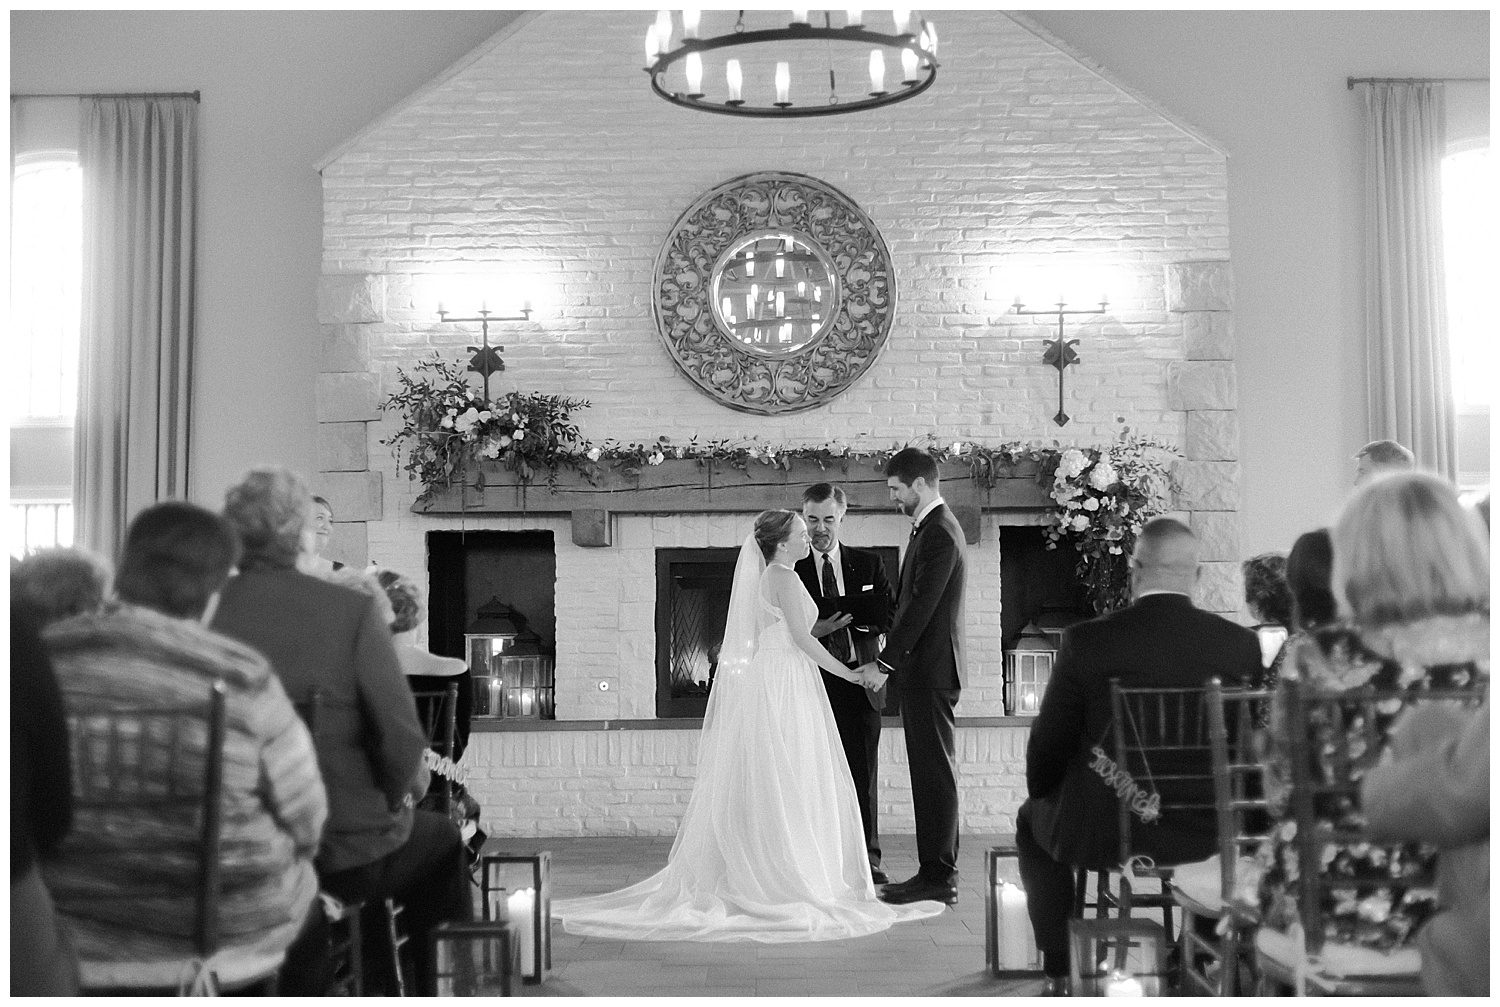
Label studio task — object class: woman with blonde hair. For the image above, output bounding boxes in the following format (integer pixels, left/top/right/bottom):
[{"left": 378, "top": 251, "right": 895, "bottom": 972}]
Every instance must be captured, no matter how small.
[{"left": 1252, "top": 472, "right": 1488, "bottom": 968}]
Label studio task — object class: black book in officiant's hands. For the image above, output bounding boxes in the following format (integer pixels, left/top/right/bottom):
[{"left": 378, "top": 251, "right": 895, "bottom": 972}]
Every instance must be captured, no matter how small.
[{"left": 813, "top": 588, "right": 890, "bottom": 631}]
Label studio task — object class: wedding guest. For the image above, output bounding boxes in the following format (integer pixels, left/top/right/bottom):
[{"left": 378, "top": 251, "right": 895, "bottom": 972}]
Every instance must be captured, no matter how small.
[
  {"left": 1284, "top": 529, "right": 1337, "bottom": 633},
  {"left": 10, "top": 598, "right": 79, "bottom": 995},
  {"left": 11, "top": 546, "right": 111, "bottom": 626},
  {"left": 1241, "top": 552, "right": 1292, "bottom": 691},
  {"left": 1362, "top": 697, "right": 1489, "bottom": 995},
  {"left": 297, "top": 495, "right": 344, "bottom": 576},
  {"left": 1352, "top": 438, "right": 1414, "bottom": 486},
  {"left": 1018, "top": 517, "right": 1261, "bottom": 992},
  {"left": 1253, "top": 472, "right": 1488, "bottom": 956},
  {"left": 42, "top": 502, "right": 325, "bottom": 985},
  {"left": 377, "top": 568, "right": 473, "bottom": 758},
  {"left": 212, "top": 467, "right": 471, "bottom": 995}
]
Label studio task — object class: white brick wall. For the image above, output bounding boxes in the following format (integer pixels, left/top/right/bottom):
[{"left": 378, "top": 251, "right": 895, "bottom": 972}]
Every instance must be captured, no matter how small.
[
  {"left": 467, "top": 722, "right": 1032, "bottom": 839},
  {"left": 324, "top": 10, "right": 1232, "bottom": 834}
]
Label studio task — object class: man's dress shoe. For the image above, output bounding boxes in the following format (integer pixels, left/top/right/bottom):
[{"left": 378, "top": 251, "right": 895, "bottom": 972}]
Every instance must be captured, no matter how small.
[
  {"left": 877, "top": 878, "right": 957, "bottom": 906},
  {"left": 870, "top": 867, "right": 890, "bottom": 886}
]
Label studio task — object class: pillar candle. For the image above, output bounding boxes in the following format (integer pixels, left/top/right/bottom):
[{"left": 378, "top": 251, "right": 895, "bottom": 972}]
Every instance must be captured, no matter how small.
[
  {"left": 507, "top": 888, "right": 537, "bottom": 976},
  {"left": 1104, "top": 970, "right": 1145, "bottom": 996},
  {"left": 995, "top": 881, "right": 1035, "bottom": 969}
]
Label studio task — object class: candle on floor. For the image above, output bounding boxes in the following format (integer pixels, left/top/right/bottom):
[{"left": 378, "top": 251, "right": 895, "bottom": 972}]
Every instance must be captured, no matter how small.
[
  {"left": 995, "top": 880, "right": 1035, "bottom": 969},
  {"left": 507, "top": 888, "right": 537, "bottom": 976},
  {"left": 1104, "top": 970, "right": 1145, "bottom": 996}
]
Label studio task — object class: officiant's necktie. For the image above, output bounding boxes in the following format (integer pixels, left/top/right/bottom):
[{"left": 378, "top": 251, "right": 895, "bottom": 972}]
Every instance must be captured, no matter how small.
[{"left": 819, "top": 554, "right": 853, "bottom": 664}]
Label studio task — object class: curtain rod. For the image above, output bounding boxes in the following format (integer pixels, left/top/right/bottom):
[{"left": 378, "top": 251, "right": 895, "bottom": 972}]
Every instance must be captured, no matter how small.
[
  {"left": 11, "top": 91, "right": 201, "bottom": 101},
  {"left": 1347, "top": 76, "right": 1487, "bottom": 90}
]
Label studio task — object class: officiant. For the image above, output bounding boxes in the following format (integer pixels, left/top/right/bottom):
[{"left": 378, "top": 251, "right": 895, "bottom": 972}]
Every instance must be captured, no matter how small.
[{"left": 797, "top": 483, "right": 896, "bottom": 886}]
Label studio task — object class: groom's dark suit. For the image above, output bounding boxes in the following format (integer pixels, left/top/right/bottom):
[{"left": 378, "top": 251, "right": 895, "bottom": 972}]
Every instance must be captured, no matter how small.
[
  {"left": 795, "top": 543, "right": 894, "bottom": 873},
  {"left": 879, "top": 501, "right": 967, "bottom": 884}
]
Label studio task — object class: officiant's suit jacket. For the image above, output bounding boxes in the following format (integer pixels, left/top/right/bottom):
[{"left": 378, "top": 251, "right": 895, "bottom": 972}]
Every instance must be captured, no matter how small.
[
  {"left": 879, "top": 502, "right": 968, "bottom": 691},
  {"left": 1024, "top": 592, "right": 1261, "bottom": 869},
  {"left": 795, "top": 543, "right": 895, "bottom": 713}
]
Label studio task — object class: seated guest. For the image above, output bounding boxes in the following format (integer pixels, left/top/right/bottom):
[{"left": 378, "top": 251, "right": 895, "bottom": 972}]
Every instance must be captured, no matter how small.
[
  {"left": 1363, "top": 697, "right": 1489, "bottom": 996},
  {"left": 1253, "top": 472, "right": 1488, "bottom": 955},
  {"left": 211, "top": 467, "right": 472, "bottom": 995},
  {"left": 11, "top": 598, "right": 79, "bottom": 995},
  {"left": 377, "top": 568, "right": 472, "bottom": 757},
  {"left": 41, "top": 502, "right": 325, "bottom": 983},
  {"left": 12, "top": 546, "right": 111, "bottom": 626},
  {"left": 1017, "top": 517, "right": 1261, "bottom": 992},
  {"left": 1242, "top": 551, "right": 1292, "bottom": 692},
  {"left": 1284, "top": 529, "right": 1337, "bottom": 634},
  {"left": 1352, "top": 438, "right": 1414, "bottom": 486}
]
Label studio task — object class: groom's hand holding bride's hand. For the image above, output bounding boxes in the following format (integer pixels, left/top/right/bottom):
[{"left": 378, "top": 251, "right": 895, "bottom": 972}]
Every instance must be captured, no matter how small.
[{"left": 853, "top": 661, "right": 888, "bottom": 690}]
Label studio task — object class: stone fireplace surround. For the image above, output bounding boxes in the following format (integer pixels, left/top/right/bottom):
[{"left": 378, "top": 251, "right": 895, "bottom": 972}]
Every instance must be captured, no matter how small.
[{"left": 312, "top": 11, "right": 1241, "bottom": 836}]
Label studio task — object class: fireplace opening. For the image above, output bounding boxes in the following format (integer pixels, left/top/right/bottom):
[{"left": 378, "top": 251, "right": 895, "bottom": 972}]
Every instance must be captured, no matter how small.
[
  {"left": 428, "top": 530, "right": 557, "bottom": 722},
  {"left": 655, "top": 546, "right": 902, "bottom": 719},
  {"left": 998, "top": 524, "right": 1091, "bottom": 654}
]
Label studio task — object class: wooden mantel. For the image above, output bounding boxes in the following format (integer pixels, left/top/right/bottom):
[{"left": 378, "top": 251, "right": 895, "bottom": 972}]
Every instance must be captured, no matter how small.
[{"left": 413, "top": 458, "right": 1053, "bottom": 546}]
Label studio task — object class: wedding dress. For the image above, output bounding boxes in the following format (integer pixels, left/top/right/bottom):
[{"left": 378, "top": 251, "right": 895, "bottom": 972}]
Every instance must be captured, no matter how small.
[{"left": 552, "top": 534, "right": 945, "bottom": 942}]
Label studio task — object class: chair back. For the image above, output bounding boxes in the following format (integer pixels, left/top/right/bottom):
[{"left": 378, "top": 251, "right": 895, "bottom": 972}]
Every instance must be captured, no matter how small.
[
  {"left": 1205, "top": 679, "right": 1271, "bottom": 916},
  {"left": 1280, "top": 677, "right": 1486, "bottom": 957},
  {"left": 411, "top": 682, "right": 461, "bottom": 811},
  {"left": 67, "top": 679, "right": 229, "bottom": 958},
  {"left": 1108, "top": 681, "right": 1216, "bottom": 871}
]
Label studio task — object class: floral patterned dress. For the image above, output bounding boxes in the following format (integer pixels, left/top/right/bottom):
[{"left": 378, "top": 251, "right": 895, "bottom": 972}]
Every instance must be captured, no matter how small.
[{"left": 1248, "top": 614, "right": 1488, "bottom": 951}]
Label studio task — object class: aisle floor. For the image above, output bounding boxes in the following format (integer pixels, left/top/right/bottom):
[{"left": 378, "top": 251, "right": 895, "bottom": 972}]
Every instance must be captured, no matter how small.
[{"left": 482, "top": 832, "right": 1047, "bottom": 997}]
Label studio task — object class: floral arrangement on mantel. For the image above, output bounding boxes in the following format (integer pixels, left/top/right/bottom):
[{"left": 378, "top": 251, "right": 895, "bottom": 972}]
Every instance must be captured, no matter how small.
[{"left": 381, "top": 354, "right": 1178, "bottom": 612}]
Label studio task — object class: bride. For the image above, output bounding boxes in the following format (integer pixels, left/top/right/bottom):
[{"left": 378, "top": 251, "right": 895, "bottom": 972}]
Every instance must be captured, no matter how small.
[{"left": 552, "top": 510, "right": 946, "bottom": 942}]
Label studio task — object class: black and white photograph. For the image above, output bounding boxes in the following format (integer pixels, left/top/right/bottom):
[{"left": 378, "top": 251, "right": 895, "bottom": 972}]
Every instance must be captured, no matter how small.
[{"left": 8, "top": 8, "right": 1490, "bottom": 997}]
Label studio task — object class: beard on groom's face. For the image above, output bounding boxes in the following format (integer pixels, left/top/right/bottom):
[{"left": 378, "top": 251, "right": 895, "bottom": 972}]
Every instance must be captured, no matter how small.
[{"left": 887, "top": 477, "right": 921, "bottom": 517}]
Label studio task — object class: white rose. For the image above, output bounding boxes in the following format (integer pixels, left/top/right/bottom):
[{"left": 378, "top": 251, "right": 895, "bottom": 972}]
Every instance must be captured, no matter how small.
[
  {"left": 648, "top": 452, "right": 664, "bottom": 466},
  {"left": 477, "top": 410, "right": 492, "bottom": 422},
  {"left": 1082, "top": 496, "right": 1100, "bottom": 512},
  {"left": 1087, "top": 461, "right": 1117, "bottom": 491},
  {"left": 586, "top": 447, "right": 602, "bottom": 462},
  {"left": 1071, "top": 515, "right": 1090, "bottom": 532},
  {"left": 1058, "top": 448, "right": 1088, "bottom": 480},
  {"left": 480, "top": 440, "right": 501, "bottom": 460},
  {"left": 498, "top": 435, "right": 512, "bottom": 449},
  {"left": 513, "top": 429, "right": 525, "bottom": 441},
  {"left": 511, "top": 413, "right": 521, "bottom": 424},
  {"left": 439, "top": 416, "right": 454, "bottom": 429},
  {"left": 454, "top": 407, "right": 481, "bottom": 433}
]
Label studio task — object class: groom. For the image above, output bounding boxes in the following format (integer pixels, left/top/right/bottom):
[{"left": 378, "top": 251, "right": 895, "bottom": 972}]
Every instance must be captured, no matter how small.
[
  {"left": 857, "top": 447, "right": 967, "bottom": 907},
  {"left": 795, "top": 482, "right": 896, "bottom": 886}
]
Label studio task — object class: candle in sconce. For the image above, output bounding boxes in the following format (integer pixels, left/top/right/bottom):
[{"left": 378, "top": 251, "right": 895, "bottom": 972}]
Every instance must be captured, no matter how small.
[
  {"left": 868, "top": 50, "right": 885, "bottom": 93},
  {"left": 1104, "top": 970, "right": 1145, "bottom": 997},
  {"left": 893, "top": 8, "right": 911, "bottom": 34},
  {"left": 924, "top": 21, "right": 939, "bottom": 56},
  {"left": 505, "top": 888, "right": 537, "bottom": 977},
  {"left": 437, "top": 300, "right": 446, "bottom": 315},
  {"left": 644, "top": 25, "right": 659, "bottom": 65},
  {"left": 686, "top": 51, "right": 703, "bottom": 94},
  {"left": 791, "top": 7, "right": 809, "bottom": 25},
  {"left": 726, "top": 59, "right": 743, "bottom": 102},
  {"left": 522, "top": 298, "right": 533, "bottom": 314},
  {"left": 845, "top": 9, "right": 863, "bottom": 27},
  {"left": 1021, "top": 689, "right": 1039, "bottom": 713},
  {"left": 682, "top": 8, "right": 700, "bottom": 39},
  {"left": 775, "top": 62, "right": 791, "bottom": 105}
]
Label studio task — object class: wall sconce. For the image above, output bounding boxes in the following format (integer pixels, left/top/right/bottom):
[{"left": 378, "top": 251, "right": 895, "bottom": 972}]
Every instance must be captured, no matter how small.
[
  {"left": 1012, "top": 295, "right": 1108, "bottom": 427},
  {"left": 436, "top": 300, "right": 533, "bottom": 404}
]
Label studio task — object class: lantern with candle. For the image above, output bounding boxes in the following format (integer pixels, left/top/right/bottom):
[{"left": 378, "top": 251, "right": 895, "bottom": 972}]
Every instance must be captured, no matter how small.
[
  {"left": 1067, "top": 918, "right": 1168, "bottom": 996},
  {"left": 984, "top": 845, "right": 1043, "bottom": 977},
  {"left": 481, "top": 851, "right": 553, "bottom": 984},
  {"left": 1004, "top": 621, "right": 1057, "bottom": 716},
  {"left": 466, "top": 598, "right": 556, "bottom": 720},
  {"left": 429, "top": 920, "right": 520, "bottom": 996}
]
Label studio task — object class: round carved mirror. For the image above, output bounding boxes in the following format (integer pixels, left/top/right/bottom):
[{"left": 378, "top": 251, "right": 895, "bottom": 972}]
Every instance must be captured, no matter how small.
[
  {"left": 654, "top": 172, "right": 895, "bottom": 414},
  {"left": 709, "top": 230, "right": 841, "bottom": 358}
]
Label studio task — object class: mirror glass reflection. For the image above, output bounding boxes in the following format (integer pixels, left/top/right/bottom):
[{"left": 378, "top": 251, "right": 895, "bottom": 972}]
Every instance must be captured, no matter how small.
[{"left": 710, "top": 230, "right": 840, "bottom": 356}]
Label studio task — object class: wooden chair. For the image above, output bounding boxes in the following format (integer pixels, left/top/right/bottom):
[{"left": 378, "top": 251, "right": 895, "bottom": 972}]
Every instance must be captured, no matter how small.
[
  {"left": 1253, "top": 678, "right": 1486, "bottom": 995},
  {"left": 68, "top": 680, "right": 283, "bottom": 994},
  {"left": 411, "top": 681, "right": 461, "bottom": 814},
  {"left": 1107, "top": 681, "right": 1222, "bottom": 951},
  {"left": 1177, "top": 677, "right": 1273, "bottom": 996}
]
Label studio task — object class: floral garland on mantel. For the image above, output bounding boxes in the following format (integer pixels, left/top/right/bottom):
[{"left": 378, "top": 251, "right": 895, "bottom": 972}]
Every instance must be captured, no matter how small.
[{"left": 381, "top": 354, "right": 1179, "bottom": 612}]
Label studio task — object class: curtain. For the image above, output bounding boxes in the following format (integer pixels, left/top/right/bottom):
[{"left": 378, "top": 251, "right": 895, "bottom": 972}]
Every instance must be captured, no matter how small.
[
  {"left": 1361, "top": 81, "right": 1455, "bottom": 480},
  {"left": 74, "top": 96, "right": 197, "bottom": 560}
]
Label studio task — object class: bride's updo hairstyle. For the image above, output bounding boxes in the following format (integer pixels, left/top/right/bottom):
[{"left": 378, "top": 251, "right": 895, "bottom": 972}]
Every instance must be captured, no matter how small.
[{"left": 754, "top": 509, "right": 799, "bottom": 562}]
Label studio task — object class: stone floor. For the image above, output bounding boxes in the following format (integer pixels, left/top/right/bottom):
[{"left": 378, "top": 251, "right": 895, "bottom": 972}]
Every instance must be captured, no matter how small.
[{"left": 481, "top": 833, "right": 1048, "bottom": 997}]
